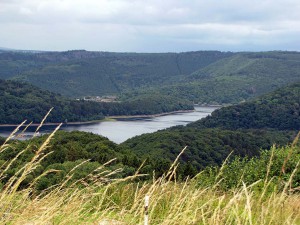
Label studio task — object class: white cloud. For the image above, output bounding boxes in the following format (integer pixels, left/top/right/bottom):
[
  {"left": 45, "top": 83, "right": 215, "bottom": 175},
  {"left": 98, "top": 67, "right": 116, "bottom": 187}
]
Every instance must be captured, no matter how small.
[{"left": 0, "top": 0, "right": 300, "bottom": 51}]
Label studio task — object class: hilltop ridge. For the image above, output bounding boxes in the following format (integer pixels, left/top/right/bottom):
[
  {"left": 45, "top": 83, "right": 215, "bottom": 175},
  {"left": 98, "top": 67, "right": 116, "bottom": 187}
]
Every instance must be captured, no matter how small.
[{"left": 1, "top": 50, "right": 300, "bottom": 104}]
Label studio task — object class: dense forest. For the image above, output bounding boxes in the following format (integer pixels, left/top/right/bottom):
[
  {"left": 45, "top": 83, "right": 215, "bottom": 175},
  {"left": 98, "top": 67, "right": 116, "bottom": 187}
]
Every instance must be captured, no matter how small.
[
  {"left": 125, "top": 51, "right": 300, "bottom": 104},
  {"left": 0, "top": 79, "right": 193, "bottom": 124},
  {"left": 0, "top": 50, "right": 232, "bottom": 97},
  {"left": 189, "top": 82, "right": 300, "bottom": 130},
  {"left": 1, "top": 50, "right": 300, "bottom": 104},
  {"left": 121, "top": 128, "right": 294, "bottom": 173}
]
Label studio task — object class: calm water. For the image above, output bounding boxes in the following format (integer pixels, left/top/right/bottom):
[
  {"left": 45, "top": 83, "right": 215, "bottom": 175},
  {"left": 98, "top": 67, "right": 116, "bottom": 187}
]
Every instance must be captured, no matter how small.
[{"left": 0, "top": 106, "right": 217, "bottom": 143}]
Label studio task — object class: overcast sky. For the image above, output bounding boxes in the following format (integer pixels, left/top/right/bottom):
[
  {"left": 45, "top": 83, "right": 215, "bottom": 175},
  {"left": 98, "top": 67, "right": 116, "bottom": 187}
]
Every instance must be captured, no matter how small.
[{"left": 1, "top": 0, "right": 300, "bottom": 52}]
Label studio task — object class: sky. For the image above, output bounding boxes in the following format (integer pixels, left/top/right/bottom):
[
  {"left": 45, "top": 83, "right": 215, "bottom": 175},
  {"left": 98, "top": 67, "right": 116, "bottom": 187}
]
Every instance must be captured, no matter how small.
[{"left": 1, "top": 0, "right": 300, "bottom": 52}]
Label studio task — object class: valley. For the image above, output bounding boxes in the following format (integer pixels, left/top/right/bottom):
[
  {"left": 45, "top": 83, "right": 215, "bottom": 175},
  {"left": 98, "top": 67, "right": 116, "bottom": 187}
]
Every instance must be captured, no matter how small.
[
  {"left": 0, "top": 49, "right": 299, "bottom": 175},
  {"left": 0, "top": 49, "right": 299, "bottom": 224}
]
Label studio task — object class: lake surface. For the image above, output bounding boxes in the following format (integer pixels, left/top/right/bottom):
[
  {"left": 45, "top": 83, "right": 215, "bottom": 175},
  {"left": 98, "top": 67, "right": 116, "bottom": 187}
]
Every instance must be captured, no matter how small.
[{"left": 0, "top": 106, "right": 217, "bottom": 143}]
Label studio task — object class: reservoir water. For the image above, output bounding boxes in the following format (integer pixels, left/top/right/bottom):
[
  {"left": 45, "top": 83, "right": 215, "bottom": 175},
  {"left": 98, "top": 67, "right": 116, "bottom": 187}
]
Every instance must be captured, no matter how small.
[{"left": 0, "top": 106, "right": 217, "bottom": 144}]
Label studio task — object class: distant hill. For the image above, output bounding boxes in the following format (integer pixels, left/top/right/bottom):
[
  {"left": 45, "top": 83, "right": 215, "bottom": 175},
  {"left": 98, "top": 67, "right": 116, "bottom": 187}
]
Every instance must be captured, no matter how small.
[
  {"left": 0, "top": 47, "right": 44, "bottom": 54},
  {"left": 1, "top": 50, "right": 300, "bottom": 104},
  {"left": 135, "top": 51, "right": 300, "bottom": 104},
  {"left": 0, "top": 47, "right": 13, "bottom": 51},
  {"left": 0, "top": 79, "right": 193, "bottom": 124},
  {"left": 0, "top": 50, "right": 232, "bottom": 97}
]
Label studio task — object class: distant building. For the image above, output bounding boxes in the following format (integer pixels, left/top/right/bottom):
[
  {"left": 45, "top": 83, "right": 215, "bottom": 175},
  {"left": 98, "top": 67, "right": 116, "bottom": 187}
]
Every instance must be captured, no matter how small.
[{"left": 83, "top": 95, "right": 118, "bottom": 103}]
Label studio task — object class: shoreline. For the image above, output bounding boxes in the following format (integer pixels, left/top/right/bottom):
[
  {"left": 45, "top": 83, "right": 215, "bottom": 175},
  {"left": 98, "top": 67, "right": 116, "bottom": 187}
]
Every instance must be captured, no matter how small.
[
  {"left": 0, "top": 109, "right": 196, "bottom": 127},
  {"left": 0, "top": 119, "right": 108, "bottom": 127},
  {"left": 107, "top": 109, "right": 195, "bottom": 119}
]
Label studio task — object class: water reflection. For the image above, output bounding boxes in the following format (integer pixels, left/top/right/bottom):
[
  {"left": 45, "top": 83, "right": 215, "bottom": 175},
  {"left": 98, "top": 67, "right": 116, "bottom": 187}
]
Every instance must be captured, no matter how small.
[
  {"left": 0, "top": 106, "right": 218, "bottom": 143},
  {"left": 62, "top": 106, "right": 217, "bottom": 143}
]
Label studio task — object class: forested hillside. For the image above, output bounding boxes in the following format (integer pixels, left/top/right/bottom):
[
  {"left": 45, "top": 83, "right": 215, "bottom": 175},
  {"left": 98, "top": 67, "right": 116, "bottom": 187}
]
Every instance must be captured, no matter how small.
[
  {"left": 0, "top": 79, "right": 193, "bottom": 124},
  {"left": 0, "top": 131, "right": 140, "bottom": 190},
  {"left": 1, "top": 50, "right": 300, "bottom": 104},
  {"left": 130, "top": 51, "right": 300, "bottom": 104},
  {"left": 121, "top": 83, "right": 300, "bottom": 175},
  {"left": 121, "top": 128, "right": 294, "bottom": 174},
  {"left": 189, "top": 81, "right": 300, "bottom": 130},
  {"left": 0, "top": 50, "right": 232, "bottom": 97}
]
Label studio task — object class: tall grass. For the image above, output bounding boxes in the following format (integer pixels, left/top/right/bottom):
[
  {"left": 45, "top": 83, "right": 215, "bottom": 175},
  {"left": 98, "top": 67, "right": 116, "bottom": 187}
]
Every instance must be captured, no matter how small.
[{"left": 0, "top": 127, "right": 299, "bottom": 224}]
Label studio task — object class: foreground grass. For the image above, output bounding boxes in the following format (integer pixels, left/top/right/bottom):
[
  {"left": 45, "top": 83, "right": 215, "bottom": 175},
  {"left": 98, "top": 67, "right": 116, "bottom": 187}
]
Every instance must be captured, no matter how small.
[
  {"left": 0, "top": 126, "right": 299, "bottom": 224},
  {"left": 1, "top": 173, "right": 300, "bottom": 224}
]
